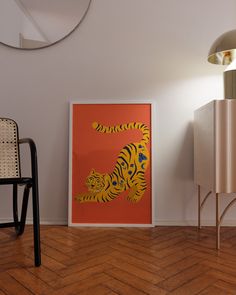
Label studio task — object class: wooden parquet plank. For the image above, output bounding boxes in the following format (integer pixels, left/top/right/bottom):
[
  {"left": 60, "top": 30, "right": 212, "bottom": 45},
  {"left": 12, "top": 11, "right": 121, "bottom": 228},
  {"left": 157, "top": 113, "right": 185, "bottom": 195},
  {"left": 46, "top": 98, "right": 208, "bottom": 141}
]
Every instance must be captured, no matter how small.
[
  {"left": 108, "top": 258, "right": 163, "bottom": 284},
  {"left": 27, "top": 265, "right": 59, "bottom": 285},
  {"left": 168, "top": 274, "right": 217, "bottom": 295},
  {"left": 110, "top": 243, "right": 161, "bottom": 264},
  {"left": 59, "top": 254, "right": 113, "bottom": 277},
  {"left": 191, "top": 238, "right": 232, "bottom": 250},
  {"left": 66, "top": 246, "right": 116, "bottom": 266},
  {"left": 157, "top": 248, "right": 197, "bottom": 268},
  {"left": 193, "top": 248, "right": 236, "bottom": 269},
  {"left": 0, "top": 245, "right": 26, "bottom": 258},
  {"left": 104, "top": 278, "right": 147, "bottom": 295},
  {"left": 157, "top": 255, "right": 202, "bottom": 279},
  {"left": 157, "top": 263, "right": 211, "bottom": 292},
  {"left": 151, "top": 226, "right": 182, "bottom": 237},
  {"left": 206, "top": 269, "right": 236, "bottom": 285},
  {"left": 68, "top": 234, "right": 115, "bottom": 248},
  {"left": 0, "top": 263, "right": 19, "bottom": 272},
  {"left": 105, "top": 267, "right": 166, "bottom": 295},
  {"left": 42, "top": 228, "right": 82, "bottom": 243},
  {"left": 198, "top": 285, "right": 234, "bottom": 295},
  {"left": 7, "top": 268, "right": 52, "bottom": 295},
  {"left": 14, "top": 255, "right": 35, "bottom": 268},
  {"left": 41, "top": 244, "right": 71, "bottom": 263},
  {"left": 221, "top": 229, "right": 236, "bottom": 240},
  {"left": 41, "top": 237, "right": 73, "bottom": 254},
  {"left": 0, "top": 272, "right": 33, "bottom": 295},
  {"left": 199, "top": 259, "right": 236, "bottom": 277},
  {"left": 219, "top": 246, "right": 236, "bottom": 258},
  {"left": 152, "top": 235, "right": 188, "bottom": 251},
  {"left": 214, "top": 280, "right": 236, "bottom": 293},
  {"left": 2, "top": 226, "right": 236, "bottom": 294},
  {"left": 121, "top": 227, "right": 154, "bottom": 238},
  {"left": 39, "top": 253, "right": 66, "bottom": 272},
  {"left": 225, "top": 234, "right": 236, "bottom": 246},
  {"left": 50, "top": 263, "right": 112, "bottom": 288},
  {"left": 113, "top": 238, "right": 156, "bottom": 255},
  {"left": 113, "top": 233, "right": 154, "bottom": 248},
  {"left": 0, "top": 230, "right": 12, "bottom": 240},
  {"left": 78, "top": 285, "right": 114, "bottom": 295},
  {"left": 65, "top": 241, "right": 115, "bottom": 264},
  {"left": 154, "top": 241, "right": 193, "bottom": 259},
  {"left": 110, "top": 251, "right": 161, "bottom": 272},
  {"left": 49, "top": 273, "right": 111, "bottom": 295}
]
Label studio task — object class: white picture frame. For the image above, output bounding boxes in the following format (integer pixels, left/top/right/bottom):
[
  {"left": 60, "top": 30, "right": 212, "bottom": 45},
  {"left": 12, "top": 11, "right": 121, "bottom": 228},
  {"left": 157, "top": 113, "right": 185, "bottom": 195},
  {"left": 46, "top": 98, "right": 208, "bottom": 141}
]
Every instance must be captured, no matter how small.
[{"left": 68, "top": 100, "right": 156, "bottom": 227}]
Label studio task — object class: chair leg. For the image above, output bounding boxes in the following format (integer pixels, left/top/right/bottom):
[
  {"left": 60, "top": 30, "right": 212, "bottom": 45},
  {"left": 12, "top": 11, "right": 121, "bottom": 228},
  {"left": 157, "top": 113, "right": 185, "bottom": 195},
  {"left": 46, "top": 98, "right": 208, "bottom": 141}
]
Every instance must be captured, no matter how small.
[
  {"left": 13, "top": 182, "right": 40, "bottom": 266},
  {"left": 32, "top": 181, "right": 41, "bottom": 267},
  {"left": 18, "top": 184, "right": 31, "bottom": 236},
  {"left": 13, "top": 184, "right": 20, "bottom": 233}
]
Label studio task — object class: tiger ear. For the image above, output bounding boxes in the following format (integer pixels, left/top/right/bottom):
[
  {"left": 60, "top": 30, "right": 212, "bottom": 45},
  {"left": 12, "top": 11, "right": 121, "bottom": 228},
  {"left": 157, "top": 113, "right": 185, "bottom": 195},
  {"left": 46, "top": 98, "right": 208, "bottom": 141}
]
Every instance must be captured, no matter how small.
[
  {"left": 103, "top": 173, "right": 108, "bottom": 179},
  {"left": 90, "top": 168, "right": 96, "bottom": 174}
]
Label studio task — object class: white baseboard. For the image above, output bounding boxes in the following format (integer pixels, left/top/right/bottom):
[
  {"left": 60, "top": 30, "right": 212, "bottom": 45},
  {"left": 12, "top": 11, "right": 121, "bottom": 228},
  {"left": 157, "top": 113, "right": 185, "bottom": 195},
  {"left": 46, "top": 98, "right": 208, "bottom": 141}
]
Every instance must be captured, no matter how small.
[
  {"left": 69, "top": 223, "right": 154, "bottom": 227},
  {"left": 39, "top": 219, "right": 67, "bottom": 225},
  {"left": 155, "top": 219, "right": 236, "bottom": 226},
  {"left": 0, "top": 218, "right": 67, "bottom": 225},
  {"left": 1, "top": 218, "right": 236, "bottom": 227}
]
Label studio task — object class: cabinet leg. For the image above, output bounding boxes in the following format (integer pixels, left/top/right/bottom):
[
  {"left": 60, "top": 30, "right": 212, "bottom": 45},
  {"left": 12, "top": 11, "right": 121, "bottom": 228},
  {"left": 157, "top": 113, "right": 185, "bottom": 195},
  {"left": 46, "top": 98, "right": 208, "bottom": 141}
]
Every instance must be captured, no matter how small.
[
  {"left": 198, "top": 185, "right": 201, "bottom": 229},
  {"left": 216, "top": 193, "right": 220, "bottom": 250}
]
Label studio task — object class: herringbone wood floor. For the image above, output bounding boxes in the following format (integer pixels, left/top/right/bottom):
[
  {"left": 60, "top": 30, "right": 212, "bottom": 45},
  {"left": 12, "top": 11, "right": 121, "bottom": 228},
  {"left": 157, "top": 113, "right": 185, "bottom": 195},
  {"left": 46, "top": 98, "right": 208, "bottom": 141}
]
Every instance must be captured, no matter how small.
[{"left": 0, "top": 226, "right": 236, "bottom": 294}]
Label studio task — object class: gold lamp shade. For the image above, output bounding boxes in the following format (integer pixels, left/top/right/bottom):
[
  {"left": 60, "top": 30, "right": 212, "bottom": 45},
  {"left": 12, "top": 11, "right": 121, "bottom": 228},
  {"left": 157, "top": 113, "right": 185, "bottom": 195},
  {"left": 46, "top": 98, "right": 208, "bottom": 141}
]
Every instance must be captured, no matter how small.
[{"left": 208, "top": 29, "right": 236, "bottom": 65}]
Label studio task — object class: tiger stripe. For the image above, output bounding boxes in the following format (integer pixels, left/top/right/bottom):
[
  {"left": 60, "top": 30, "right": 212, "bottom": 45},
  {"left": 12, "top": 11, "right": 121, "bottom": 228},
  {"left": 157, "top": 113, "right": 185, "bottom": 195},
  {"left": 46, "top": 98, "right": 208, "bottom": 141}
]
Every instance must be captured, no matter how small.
[
  {"left": 92, "top": 122, "right": 150, "bottom": 144},
  {"left": 75, "top": 121, "right": 150, "bottom": 203}
]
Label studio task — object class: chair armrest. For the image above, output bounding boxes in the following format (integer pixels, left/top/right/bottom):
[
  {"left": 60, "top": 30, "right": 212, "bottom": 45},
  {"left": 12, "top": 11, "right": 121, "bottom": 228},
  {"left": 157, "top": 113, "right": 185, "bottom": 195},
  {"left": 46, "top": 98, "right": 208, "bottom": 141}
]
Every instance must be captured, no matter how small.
[{"left": 19, "top": 138, "right": 38, "bottom": 181}]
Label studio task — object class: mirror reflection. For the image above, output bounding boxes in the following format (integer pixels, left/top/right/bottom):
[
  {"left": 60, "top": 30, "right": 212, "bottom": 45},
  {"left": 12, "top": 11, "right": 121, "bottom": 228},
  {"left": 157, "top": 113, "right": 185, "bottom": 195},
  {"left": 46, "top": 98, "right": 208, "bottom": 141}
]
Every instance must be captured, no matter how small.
[{"left": 0, "top": 0, "right": 91, "bottom": 49}]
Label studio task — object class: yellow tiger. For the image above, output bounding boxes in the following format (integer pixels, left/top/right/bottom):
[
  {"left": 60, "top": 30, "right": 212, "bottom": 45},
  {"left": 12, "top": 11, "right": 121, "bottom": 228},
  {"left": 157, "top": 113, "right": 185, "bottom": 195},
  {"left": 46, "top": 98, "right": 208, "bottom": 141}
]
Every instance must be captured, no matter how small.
[{"left": 75, "top": 122, "right": 150, "bottom": 203}]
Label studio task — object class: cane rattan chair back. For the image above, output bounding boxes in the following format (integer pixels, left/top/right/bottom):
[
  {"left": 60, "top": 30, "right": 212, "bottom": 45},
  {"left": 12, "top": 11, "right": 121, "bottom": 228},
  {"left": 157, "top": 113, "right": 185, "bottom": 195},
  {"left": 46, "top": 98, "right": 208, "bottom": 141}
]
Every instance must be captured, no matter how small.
[
  {"left": 0, "top": 119, "right": 20, "bottom": 178},
  {"left": 0, "top": 118, "right": 41, "bottom": 267}
]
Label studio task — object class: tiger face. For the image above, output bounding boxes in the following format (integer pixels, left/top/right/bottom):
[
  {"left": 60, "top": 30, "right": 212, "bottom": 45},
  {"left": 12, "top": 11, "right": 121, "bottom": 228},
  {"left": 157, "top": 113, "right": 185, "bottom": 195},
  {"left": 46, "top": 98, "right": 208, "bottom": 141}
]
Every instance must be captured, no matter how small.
[{"left": 86, "top": 169, "right": 105, "bottom": 193}]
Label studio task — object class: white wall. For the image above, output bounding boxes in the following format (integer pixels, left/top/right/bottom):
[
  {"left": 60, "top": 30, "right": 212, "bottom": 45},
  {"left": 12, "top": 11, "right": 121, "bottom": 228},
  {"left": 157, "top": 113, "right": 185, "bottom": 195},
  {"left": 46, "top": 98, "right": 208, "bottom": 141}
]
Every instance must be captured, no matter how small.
[{"left": 0, "top": 0, "right": 236, "bottom": 225}]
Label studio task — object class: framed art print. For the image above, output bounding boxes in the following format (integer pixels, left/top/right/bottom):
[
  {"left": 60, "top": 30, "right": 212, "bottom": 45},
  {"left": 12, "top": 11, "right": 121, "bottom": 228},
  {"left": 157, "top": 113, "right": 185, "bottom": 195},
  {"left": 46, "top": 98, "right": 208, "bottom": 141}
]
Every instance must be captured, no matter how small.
[{"left": 68, "top": 101, "right": 154, "bottom": 226}]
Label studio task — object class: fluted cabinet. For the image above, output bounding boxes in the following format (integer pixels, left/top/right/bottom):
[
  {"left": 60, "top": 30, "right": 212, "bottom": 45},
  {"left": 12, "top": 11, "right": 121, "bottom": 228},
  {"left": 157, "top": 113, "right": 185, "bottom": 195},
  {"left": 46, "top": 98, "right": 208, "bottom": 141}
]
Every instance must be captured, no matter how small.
[{"left": 194, "top": 99, "right": 236, "bottom": 249}]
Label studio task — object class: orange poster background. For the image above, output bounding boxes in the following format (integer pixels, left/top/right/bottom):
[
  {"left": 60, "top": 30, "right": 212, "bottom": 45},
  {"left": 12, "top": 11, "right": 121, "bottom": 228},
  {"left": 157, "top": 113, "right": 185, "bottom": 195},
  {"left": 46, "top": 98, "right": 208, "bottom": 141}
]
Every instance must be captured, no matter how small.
[{"left": 71, "top": 103, "right": 152, "bottom": 224}]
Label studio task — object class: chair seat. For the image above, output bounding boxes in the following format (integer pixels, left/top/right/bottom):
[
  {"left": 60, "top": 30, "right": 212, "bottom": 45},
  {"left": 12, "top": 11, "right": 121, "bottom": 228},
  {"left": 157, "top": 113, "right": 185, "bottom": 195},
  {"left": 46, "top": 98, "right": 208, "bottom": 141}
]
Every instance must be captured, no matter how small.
[{"left": 0, "top": 177, "right": 32, "bottom": 185}]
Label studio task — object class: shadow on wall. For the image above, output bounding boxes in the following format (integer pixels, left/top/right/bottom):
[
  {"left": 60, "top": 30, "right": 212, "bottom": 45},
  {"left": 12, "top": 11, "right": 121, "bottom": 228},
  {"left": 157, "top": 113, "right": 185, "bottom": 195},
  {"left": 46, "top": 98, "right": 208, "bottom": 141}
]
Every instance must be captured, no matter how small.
[
  {"left": 174, "top": 121, "right": 194, "bottom": 181},
  {"left": 174, "top": 122, "right": 196, "bottom": 223}
]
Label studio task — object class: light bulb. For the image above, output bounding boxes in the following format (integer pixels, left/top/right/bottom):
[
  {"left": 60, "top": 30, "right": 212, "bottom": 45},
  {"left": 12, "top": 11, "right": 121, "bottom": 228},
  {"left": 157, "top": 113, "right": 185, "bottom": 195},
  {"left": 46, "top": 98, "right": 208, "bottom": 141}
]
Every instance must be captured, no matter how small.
[{"left": 225, "top": 58, "right": 236, "bottom": 71}]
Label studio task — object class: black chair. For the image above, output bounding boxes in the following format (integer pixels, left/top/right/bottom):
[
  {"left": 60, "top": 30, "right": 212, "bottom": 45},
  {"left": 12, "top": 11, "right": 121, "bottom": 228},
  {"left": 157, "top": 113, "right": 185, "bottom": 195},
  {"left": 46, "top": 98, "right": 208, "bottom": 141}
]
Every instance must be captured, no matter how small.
[{"left": 0, "top": 118, "right": 41, "bottom": 266}]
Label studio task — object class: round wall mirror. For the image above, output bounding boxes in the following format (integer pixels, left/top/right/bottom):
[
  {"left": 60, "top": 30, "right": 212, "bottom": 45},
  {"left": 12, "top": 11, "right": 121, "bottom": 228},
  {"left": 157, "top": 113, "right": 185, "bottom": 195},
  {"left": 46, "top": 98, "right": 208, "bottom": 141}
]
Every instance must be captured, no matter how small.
[{"left": 0, "top": 0, "right": 91, "bottom": 49}]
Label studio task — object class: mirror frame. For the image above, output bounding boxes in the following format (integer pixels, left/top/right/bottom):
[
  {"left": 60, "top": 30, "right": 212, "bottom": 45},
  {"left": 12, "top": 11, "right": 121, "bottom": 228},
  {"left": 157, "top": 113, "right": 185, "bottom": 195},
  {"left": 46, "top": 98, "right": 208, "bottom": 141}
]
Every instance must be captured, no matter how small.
[{"left": 0, "top": 0, "right": 92, "bottom": 50}]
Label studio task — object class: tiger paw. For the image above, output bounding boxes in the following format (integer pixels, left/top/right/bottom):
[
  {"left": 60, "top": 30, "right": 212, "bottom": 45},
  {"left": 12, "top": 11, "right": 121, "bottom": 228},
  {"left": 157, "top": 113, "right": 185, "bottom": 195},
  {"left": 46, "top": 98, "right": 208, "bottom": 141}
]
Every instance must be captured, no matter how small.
[
  {"left": 127, "top": 195, "right": 140, "bottom": 203},
  {"left": 75, "top": 195, "right": 84, "bottom": 203}
]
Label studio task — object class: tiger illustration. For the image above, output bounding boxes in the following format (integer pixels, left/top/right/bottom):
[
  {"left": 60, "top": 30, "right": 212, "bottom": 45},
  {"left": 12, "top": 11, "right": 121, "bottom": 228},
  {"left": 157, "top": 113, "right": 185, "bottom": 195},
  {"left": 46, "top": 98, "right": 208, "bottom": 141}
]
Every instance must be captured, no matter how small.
[{"left": 75, "top": 122, "right": 150, "bottom": 203}]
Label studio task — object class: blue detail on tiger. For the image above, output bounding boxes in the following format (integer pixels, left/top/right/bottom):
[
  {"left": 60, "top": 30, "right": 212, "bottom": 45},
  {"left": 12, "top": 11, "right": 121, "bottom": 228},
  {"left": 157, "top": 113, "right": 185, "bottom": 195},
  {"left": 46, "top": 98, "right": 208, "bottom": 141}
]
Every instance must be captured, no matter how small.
[
  {"left": 128, "top": 171, "right": 132, "bottom": 175},
  {"left": 139, "top": 153, "right": 147, "bottom": 163},
  {"left": 112, "top": 181, "right": 117, "bottom": 186}
]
